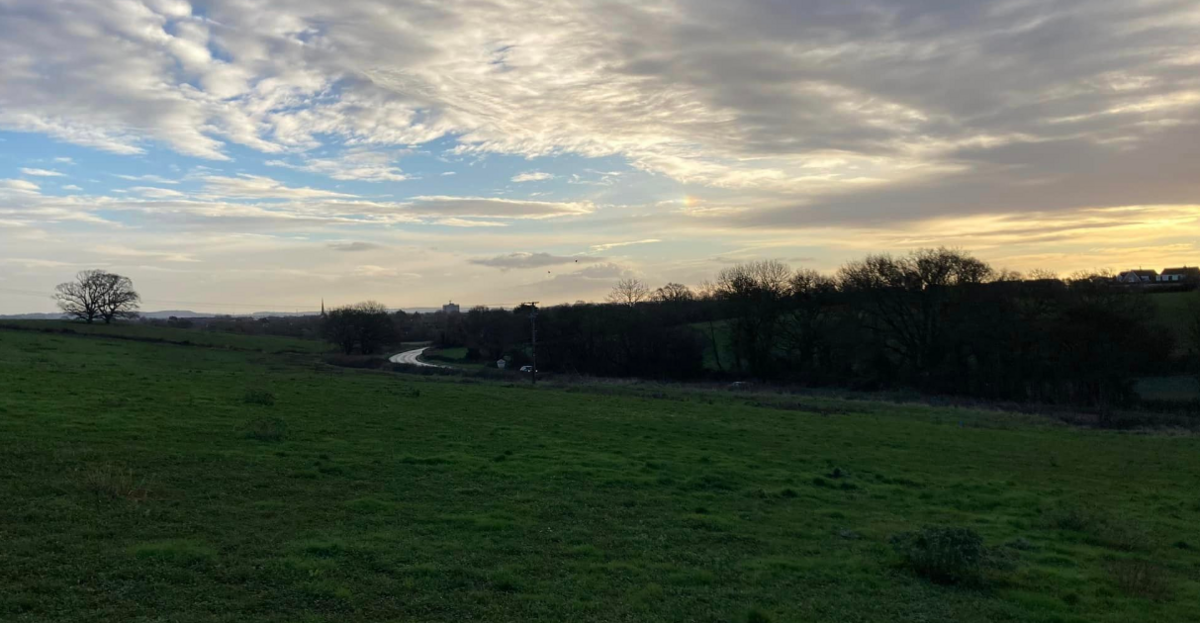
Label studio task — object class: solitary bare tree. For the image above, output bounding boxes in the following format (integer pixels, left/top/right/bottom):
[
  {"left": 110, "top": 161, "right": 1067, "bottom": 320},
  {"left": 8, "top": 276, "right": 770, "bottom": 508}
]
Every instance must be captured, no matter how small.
[
  {"left": 653, "top": 282, "right": 694, "bottom": 303},
  {"left": 607, "top": 278, "right": 650, "bottom": 306},
  {"left": 53, "top": 270, "right": 141, "bottom": 324}
]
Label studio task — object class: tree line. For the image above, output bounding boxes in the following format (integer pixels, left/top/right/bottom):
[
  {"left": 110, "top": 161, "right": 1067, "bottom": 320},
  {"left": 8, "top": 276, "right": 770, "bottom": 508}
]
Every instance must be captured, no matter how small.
[{"left": 319, "top": 248, "right": 1188, "bottom": 408}]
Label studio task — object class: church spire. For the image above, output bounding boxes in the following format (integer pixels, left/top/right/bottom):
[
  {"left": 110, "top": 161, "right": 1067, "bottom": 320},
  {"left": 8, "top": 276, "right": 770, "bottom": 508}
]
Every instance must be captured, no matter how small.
[{"left": 320, "top": 299, "right": 326, "bottom": 317}]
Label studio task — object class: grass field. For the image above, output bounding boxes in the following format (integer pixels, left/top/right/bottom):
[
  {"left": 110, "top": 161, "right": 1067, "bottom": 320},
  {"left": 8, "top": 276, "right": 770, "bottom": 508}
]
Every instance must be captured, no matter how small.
[
  {"left": 2, "top": 326, "right": 1200, "bottom": 622},
  {"left": 0, "top": 320, "right": 330, "bottom": 354},
  {"left": 422, "top": 346, "right": 493, "bottom": 370}
]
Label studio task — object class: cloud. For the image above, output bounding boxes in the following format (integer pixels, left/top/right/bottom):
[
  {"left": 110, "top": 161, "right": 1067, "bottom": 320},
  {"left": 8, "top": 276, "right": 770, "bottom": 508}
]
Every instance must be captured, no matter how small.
[
  {"left": 129, "top": 186, "right": 186, "bottom": 198},
  {"left": 441, "top": 171, "right": 456, "bottom": 176},
  {"left": 469, "top": 252, "right": 601, "bottom": 270},
  {"left": 19, "top": 168, "right": 64, "bottom": 177},
  {"left": 265, "top": 148, "right": 409, "bottom": 182},
  {"left": 92, "top": 244, "right": 198, "bottom": 262},
  {"left": 434, "top": 217, "right": 507, "bottom": 228},
  {"left": 1, "top": 179, "right": 40, "bottom": 194},
  {"left": 1, "top": 0, "right": 1196, "bottom": 227},
  {"left": 114, "top": 174, "right": 179, "bottom": 185},
  {"left": 61, "top": 185, "right": 83, "bottom": 191},
  {"left": 201, "top": 175, "right": 358, "bottom": 200},
  {"left": 511, "top": 171, "right": 554, "bottom": 183},
  {"left": 53, "top": 157, "right": 75, "bottom": 165},
  {"left": 352, "top": 265, "right": 422, "bottom": 279},
  {"left": 328, "top": 241, "right": 382, "bottom": 252},
  {"left": 590, "top": 239, "right": 661, "bottom": 251},
  {"left": 408, "top": 196, "right": 593, "bottom": 219}
]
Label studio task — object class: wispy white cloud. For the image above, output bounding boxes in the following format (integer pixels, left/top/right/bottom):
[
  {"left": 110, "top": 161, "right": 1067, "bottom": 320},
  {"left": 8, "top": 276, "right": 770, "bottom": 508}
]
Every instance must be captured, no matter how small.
[
  {"left": 470, "top": 252, "right": 601, "bottom": 270},
  {"left": 328, "top": 241, "right": 383, "bottom": 252},
  {"left": 590, "top": 239, "right": 661, "bottom": 252},
  {"left": 409, "top": 196, "right": 594, "bottom": 219},
  {"left": 201, "top": 174, "right": 358, "bottom": 200},
  {"left": 129, "top": 186, "right": 186, "bottom": 199},
  {"left": 1, "top": 179, "right": 40, "bottom": 194},
  {"left": 114, "top": 174, "right": 179, "bottom": 185},
  {"left": 512, "top": 171, "right": 554, "bottom": 183},
  {"left": 20, "top": 168, "right": 64, "bottom": 177},
  {"left": 265, "top": 148, "right": 409, "bottom": 182}
]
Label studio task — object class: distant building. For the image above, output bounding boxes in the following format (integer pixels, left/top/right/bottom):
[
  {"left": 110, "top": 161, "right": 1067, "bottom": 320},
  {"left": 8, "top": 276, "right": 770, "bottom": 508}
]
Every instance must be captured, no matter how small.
[
  {"left": 1116, "top": 269, "right": 1158, "bottom": 284},
  {"left": 1158, "top": 267, "right": 1200, "bottom": 283},
  {"left": 496, "top": 359, "right": 507, "bottom": 370},
  {"left": 442, "top": 301, "right": 461, "bottom": 314}
]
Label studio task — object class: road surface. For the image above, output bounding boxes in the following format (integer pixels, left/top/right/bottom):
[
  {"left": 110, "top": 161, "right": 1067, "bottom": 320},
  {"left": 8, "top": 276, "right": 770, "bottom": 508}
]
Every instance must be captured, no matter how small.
[{"left": 388, "top": 346, "right": 446, "bottom": 368}]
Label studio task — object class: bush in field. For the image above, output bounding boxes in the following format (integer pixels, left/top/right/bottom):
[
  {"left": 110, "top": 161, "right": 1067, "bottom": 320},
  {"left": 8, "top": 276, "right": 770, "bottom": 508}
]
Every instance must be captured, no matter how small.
[
  {"left": 1107, "top": 559, "right": 1171, "bottom": 600},
  {"left": 242, "top": 389, "right": 276, "bottom": 406},
  {"left": 83, "top": 464, "right": 150, "bottom": 502},
  {"left": 891, "top": 526, "right": 992, "bottom": 585},
  {"left": 244, "top": 416, "right": 286, "bottom": 442}
]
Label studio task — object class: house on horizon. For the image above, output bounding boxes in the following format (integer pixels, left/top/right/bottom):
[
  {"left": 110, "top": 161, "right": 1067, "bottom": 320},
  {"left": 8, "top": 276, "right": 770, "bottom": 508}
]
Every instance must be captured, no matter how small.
[
  {"left": 1116, "top": 269, "right": 1158, "bottom": 284},
  {"left": 442, "top": 301, "right": 461, "bottom": 314},
  {"left": 1157, "top": 266, "right": 1200, "bottom": 283}
]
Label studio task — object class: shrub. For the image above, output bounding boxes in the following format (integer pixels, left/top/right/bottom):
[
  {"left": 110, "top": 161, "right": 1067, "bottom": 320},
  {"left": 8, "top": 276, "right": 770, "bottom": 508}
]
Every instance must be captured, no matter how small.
[
  {"left": 1050, "top": 504, "right": 1151, "bottom": 551},
  {"left": 746, "top": 608, "right": 774, "bottom": 623},
  {"left": 245, "top": 416, "right": 287, "bottom": 442},
  {"left": 1107, "top": 559, "right": 1171, "bottom": 600},
  {"left": 83, "top": 464, "right": 149, "bottom": 502},
  {"left": 242, "top": 389, "right": 276, "bottom": 406},
  {"left": 891, "top": 526, "right": 990, "bottom": 585}
]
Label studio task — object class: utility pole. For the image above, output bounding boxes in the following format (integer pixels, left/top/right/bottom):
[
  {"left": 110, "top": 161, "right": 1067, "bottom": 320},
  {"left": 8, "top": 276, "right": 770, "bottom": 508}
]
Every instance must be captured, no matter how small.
[{"left": 524, "top": 301, "right": 539, "bottom": 384}]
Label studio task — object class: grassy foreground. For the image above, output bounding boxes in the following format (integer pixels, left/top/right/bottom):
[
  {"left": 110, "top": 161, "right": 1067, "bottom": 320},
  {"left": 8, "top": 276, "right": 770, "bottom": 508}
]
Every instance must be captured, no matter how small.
[{"left": 1, "top": 327, "right": 1199, "bottom": 622}]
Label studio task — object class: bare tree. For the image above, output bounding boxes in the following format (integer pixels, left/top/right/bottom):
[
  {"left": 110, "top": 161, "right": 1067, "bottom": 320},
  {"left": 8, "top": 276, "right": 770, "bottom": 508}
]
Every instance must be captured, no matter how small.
[
  {"left": 97, "top": 273, "right": 141, "bottom": 323},
  {"left": 653, "top": 282, "right": 694, "bottom": 303},
  {"left": 714, "top": 260, "right": 793, "bottom": 375},
  {"left": 838, "top": 247, "right": 993, "bottom": 374},
  {"left": 53, "top": 270, "right": 140, "bottom": 324},
  {"left": 607, "top": 278, "right": 650, "bottom": 306}
]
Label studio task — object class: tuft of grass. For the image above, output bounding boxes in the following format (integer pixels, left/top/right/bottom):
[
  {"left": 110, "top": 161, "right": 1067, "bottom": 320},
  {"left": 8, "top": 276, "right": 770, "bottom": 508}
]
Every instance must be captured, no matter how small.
[
  {"left": 244, "top": 416, "right": 287, "bottom": 442},
  {"left": 82, "top": 464, "right": 150, "bottom": 502},
  {"left": 132, "top": 540, "right": 216, "bottom": 565},
  {"left": 746, "top": 608, "right": 774, "bottom": 623},
  {"left": 1050, "top": 504, "right": 1152, "bottom": 551},
  {"left": 1107, "top": 559, "right": 1172, "bottom": 601},
  {"left": 242, "top": 389, "right": 276, "bottom": 406}
]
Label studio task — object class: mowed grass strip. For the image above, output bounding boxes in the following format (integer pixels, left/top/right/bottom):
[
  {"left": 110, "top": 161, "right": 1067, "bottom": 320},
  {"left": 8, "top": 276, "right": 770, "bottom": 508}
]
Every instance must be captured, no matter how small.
[{"left": 1, "top": 327, "right": 1199, "bottom": 622}]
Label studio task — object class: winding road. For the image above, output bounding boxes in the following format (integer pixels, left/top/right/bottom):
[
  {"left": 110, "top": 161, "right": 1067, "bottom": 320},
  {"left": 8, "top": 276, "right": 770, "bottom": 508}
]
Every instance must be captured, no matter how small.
[{"left": 388, "top": 346, "right": 447, "bottom": 368}]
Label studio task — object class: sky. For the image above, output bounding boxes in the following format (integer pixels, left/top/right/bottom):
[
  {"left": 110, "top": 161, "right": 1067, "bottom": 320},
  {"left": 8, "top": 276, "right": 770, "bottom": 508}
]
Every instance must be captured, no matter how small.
[{"left": 1, "top": 0, "right": 1199, "bottom": 314}]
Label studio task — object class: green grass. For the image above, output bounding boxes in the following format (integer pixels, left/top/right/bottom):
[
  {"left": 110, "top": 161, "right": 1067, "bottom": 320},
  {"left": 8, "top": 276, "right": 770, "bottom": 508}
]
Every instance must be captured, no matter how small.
[
  {"left": 2, "top": 327, "right": 1200, "bottom": 622},
  {"left": 0, "top": 319, "right": 330, "bottom": 354},
  {"left": 423, "top": 346, "right": 495, "bottom": 370}
]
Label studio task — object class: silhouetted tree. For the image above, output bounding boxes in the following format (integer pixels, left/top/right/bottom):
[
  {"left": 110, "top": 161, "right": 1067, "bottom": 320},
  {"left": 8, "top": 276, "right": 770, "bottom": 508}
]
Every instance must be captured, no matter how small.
[
  {"left": 838, "top": 248, "right": 992, "bottom": 381},
  {"left": 714, "top": 260, "right": 792, "bottom": 376},
  {"left": 53, "top": 270, "right": 140, "bottom": 324},
  {"left": 322, "top": 301, "right": 397, "bottom": 354},
  {"left": 653, "top": 282, "right": 694, "bottom": 303},
  {"left": 607, "top": 278, "right": 650, "bottom": 306}
]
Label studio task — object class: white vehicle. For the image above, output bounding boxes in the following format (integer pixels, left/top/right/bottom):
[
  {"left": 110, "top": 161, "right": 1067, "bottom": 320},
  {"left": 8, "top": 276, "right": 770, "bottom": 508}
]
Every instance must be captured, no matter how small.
[{"left": 519, "top": 365, "right": 536, "bottom": 373}]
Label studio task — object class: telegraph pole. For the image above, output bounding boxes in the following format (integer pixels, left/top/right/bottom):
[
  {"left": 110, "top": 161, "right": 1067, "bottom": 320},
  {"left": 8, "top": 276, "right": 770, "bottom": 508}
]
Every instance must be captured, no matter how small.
[{"left": 524, "top": 302, "right": 539, "bottom": 385}]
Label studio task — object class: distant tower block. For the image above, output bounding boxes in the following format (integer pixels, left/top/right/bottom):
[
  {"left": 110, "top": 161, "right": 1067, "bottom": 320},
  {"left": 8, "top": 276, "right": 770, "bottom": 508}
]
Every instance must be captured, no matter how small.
[{"left": 443, "top": 301, "right": 461, "bottom": 314}]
